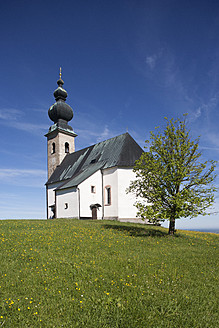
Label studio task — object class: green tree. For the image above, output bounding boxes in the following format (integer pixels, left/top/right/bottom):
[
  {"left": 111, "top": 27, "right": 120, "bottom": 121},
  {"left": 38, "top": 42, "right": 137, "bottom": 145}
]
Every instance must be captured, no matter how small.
[{"left": 128, "top": 116, "right": 217, "bottom": 234}]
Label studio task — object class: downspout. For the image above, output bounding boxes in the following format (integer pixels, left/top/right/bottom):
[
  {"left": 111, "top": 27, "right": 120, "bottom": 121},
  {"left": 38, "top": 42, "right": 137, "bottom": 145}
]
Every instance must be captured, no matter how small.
[
  {"left": 54, "top": 189, "right": 57, "bottom": 219},
  {"left": 77, "top": 187, "right": 80, "bottom": 220},
  {"left": 101, "top": 169, "right": 104, "bottom": 219},
  {"left": 46, "top": 185, "right": 48, "bottom": 219}
]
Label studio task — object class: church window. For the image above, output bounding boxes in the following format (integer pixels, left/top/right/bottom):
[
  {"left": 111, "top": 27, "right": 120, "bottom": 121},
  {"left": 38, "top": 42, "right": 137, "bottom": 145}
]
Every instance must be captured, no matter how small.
[
  {"left": 65, "top": 203, "right": 68, "bottom": 209},
  {"left": 105, "top": 186, "right": 111, "bottom": 205},
  {"left": 52, "top": 142, "right": 55, "bottom": 154},
  {"left": 65, "top": 142, "right": 69, "bottom": 153},
  {"left": 91, "top": 186, "right": 96, "bottom": 193}
]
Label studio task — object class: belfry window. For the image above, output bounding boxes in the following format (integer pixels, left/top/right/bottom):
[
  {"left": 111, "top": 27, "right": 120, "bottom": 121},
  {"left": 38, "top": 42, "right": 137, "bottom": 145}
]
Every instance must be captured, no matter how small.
[
  {"left": 52, "top": 142, "right": 55, "bottom": 154},
  {"left": 65, "top": 142, "right": 69, "bottom": 153}
]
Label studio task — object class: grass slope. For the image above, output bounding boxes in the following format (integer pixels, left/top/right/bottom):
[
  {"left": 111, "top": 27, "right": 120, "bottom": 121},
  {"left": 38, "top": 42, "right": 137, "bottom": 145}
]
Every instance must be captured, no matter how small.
[{"left": 0, "top": 219, "right": 218, "bottom": 327}]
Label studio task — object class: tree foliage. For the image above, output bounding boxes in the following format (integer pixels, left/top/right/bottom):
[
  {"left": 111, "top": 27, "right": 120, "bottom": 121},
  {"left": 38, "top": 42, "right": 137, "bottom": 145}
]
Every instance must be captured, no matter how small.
[{"left": 128, "top": 116, "right": 217, "bottom": 234}]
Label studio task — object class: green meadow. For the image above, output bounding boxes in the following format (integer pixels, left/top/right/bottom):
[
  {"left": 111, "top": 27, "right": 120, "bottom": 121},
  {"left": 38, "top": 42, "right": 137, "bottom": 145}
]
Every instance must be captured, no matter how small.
[{"left": 0, "top": 219, "right": 218, "bottom": 328}]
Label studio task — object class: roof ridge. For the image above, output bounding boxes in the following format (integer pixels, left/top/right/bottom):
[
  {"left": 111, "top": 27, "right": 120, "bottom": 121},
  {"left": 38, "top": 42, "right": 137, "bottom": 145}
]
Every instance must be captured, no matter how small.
[{"left": 72, "top": 132, "right": 130, "bottom": 154}]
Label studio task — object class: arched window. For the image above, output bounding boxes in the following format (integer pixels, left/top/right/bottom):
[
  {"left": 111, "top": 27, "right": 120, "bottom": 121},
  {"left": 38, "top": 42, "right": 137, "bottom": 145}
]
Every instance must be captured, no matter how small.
[
  {"left": 105, "top": 186, "right": 111, "bottom": 205},
  {"left": 65, "top": 142, "right": 69, "bottom": 153},
  {"left": 52, "top": 142, "right": 55, "bottom": 154}
]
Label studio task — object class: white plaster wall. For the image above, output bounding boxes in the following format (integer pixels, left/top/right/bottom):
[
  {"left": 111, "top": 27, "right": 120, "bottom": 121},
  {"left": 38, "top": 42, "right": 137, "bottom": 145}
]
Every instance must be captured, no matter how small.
[
  {"left": 102, "top": 167, "right": 118, "bottom": 218},
  {"left": 79, "top": 170, "right": 103, "bottom": 219},
  {"left": 47, "top": 166, "right": 141, "bottom": 221},
  {"left": 47, "top": 182, "right": 62, "bottom": 219},
  {"left": 117, "top": 168, "right": 138, "bottom": 219},
  {"left": 56, "top": 187, "right": 79, "bottom": 218}
]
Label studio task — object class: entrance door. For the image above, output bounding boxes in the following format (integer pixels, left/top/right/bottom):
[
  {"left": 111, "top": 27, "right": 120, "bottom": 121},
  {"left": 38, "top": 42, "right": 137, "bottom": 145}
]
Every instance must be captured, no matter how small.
[{"left": 92, "top": 207, "right": 97, "bottom": 219}]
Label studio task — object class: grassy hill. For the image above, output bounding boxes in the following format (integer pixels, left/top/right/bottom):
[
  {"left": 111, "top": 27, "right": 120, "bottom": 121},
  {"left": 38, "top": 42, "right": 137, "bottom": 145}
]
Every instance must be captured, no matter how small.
[{"left": 0, "top": 219, "right": 218, "bottom": 327}]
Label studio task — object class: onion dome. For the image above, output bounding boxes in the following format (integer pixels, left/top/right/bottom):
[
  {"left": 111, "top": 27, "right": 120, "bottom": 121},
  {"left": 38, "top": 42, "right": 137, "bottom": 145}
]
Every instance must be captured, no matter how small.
[{"left": 48, "top": 68, "right": 73, "bottom": 128}]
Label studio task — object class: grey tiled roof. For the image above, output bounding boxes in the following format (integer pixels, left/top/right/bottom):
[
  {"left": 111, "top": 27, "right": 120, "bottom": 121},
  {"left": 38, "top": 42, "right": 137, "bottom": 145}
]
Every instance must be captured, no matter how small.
[
  {"left": 57, "top": 161, "right": 105, "bottom": 190},
  {"left": 46, "top": 132, "right": 143, "bottom": 189}
]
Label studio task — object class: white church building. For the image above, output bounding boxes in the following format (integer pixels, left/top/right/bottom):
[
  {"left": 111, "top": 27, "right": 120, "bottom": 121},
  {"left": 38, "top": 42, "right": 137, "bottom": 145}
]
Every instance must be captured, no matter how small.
[{"left": 45, "top": 71, "right": 144, "bottom": 221}]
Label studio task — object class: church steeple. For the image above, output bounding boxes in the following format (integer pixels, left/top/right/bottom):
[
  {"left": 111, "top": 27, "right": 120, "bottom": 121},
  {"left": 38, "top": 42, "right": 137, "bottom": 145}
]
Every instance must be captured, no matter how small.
[
  {"left": 48, "top": 68, "right": 74, "bottom": 132},
  {"left": 45, "top": 70, "right": 77, "bottom": 179}
]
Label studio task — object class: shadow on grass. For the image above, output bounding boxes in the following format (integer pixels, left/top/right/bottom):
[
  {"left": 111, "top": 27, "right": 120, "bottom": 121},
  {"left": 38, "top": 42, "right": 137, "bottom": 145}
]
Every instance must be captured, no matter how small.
[{"left": 103, "top": 224, "right": 169, "bottom": 238}]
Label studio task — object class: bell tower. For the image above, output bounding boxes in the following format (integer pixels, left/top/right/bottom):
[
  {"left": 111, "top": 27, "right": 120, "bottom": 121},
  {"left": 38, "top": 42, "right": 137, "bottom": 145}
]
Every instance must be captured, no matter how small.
[{"left": 45, "top": 69, "right": 77, "bottom": 179}]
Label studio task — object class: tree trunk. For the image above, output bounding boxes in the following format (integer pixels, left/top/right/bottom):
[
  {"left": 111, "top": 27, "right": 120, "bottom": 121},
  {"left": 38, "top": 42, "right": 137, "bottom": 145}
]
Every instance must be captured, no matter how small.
[{"left": 168, "top": 218, "right": 175, "bottom": 235}]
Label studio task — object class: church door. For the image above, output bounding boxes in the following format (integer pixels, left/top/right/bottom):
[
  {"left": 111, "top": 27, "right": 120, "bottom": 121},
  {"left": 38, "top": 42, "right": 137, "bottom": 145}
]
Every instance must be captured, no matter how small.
[{"left": 92, "top": 207, "right": 97, "bottom": 220}]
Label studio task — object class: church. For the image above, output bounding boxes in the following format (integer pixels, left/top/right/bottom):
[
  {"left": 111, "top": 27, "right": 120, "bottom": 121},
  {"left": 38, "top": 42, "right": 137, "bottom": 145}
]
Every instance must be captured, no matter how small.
[{"left": 45, "top": 71, "right": 145, "bottom": 222}]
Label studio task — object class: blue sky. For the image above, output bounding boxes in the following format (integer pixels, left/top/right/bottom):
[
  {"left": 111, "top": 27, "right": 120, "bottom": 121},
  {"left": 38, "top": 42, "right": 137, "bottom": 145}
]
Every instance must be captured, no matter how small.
[{"left": 0, "top": 0, "right": 218, "bottom": 229}]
